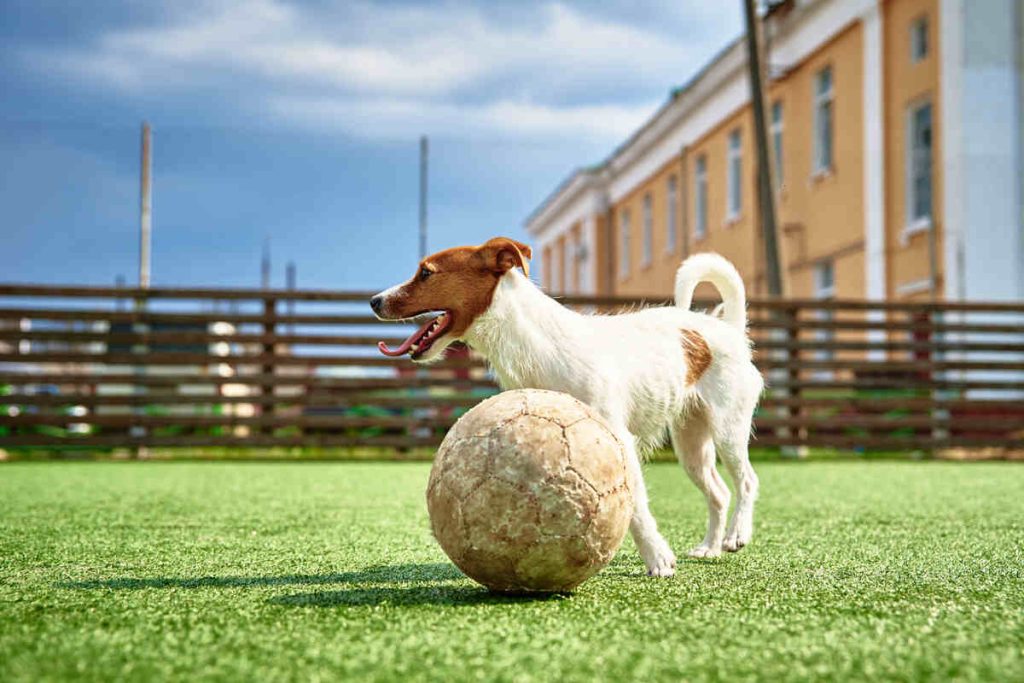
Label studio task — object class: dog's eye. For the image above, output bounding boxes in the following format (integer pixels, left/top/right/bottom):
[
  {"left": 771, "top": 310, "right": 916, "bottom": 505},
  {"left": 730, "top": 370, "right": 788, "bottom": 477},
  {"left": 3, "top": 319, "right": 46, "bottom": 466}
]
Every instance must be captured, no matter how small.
[{"left": 419, "top": 267, "right": 433, "bottom": 281}]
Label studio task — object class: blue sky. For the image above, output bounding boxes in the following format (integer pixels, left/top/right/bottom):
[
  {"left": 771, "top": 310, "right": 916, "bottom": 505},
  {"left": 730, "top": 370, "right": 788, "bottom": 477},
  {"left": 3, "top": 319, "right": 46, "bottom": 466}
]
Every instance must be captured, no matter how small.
[{"left": 0, "top": 0, "right": 741, "bottom": 290}]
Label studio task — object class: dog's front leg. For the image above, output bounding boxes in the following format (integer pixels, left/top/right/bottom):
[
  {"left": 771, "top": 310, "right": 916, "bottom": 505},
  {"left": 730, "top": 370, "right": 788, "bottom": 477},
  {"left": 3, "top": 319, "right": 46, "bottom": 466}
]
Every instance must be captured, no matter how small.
[{"left": 614, "top": 426, "right": 676, "bottom": 578}]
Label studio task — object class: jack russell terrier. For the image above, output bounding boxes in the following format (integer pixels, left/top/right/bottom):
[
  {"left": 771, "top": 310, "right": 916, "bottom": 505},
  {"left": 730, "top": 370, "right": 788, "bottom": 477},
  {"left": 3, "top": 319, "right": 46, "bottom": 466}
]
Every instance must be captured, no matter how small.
[{"left": 371, "top": 237, "right": 762, "bottom": 577}]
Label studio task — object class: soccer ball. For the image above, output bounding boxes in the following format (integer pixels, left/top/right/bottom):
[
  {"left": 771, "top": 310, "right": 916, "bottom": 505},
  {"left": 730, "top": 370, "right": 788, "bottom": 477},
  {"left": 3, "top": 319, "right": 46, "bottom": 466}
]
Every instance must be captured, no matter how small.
[{"left": 426, "top": 389, "right": 633, "bottom": 593}]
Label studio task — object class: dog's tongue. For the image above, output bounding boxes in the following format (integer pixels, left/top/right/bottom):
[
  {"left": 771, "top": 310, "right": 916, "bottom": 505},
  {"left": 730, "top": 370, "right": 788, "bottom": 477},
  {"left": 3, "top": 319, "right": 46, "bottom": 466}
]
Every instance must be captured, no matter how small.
[{"left": 378, "top": 316, "right": 437, "bottom": 357}]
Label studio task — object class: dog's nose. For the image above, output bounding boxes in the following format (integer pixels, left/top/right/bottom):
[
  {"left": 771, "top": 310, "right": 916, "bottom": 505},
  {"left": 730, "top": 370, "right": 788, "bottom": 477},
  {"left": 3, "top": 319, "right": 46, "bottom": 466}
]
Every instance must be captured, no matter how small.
[{"left": 370, "top": 295, "right": 383, "bottom": 314}]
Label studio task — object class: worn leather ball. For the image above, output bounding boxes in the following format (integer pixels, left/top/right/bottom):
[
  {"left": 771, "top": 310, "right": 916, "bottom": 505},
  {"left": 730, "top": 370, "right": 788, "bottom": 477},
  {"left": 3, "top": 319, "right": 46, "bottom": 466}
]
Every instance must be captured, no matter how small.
[{"left": 426, "top": 389, "right": 633, "bottom": 593}]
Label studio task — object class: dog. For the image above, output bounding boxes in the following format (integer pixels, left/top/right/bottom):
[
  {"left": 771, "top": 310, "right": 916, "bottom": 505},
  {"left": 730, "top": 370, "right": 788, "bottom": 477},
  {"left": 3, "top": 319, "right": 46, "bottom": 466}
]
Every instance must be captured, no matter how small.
[{"left": 371, "top": 237, "right": 762, "bottom": 577}]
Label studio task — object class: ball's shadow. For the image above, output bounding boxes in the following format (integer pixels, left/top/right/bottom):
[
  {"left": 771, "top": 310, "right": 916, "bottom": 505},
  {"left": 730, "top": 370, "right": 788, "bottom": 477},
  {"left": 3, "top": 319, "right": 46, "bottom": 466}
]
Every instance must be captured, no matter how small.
[{"left": 58, "top": 562, "right": 562, "bottom": 608}]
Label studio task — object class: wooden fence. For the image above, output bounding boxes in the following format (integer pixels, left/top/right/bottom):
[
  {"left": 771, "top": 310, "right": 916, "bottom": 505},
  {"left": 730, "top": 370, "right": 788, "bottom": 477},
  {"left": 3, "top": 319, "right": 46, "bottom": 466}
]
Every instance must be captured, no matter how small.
[{"left": 1, "top": 283, "right": 1022, "bottom": 454}]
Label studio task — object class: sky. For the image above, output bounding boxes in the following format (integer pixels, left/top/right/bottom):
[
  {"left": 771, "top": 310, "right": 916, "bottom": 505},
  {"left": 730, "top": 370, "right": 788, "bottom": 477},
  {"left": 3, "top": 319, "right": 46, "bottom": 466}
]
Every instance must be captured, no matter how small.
[{"left": 0, "top": 0, "right": 743, "bottom": 291}]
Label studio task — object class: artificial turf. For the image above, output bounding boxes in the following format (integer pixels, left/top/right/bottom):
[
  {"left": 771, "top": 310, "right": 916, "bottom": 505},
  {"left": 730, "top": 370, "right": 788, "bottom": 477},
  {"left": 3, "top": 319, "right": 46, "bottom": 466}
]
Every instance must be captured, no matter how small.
[{"left": 1, "top": 461, "right": 1022, "bottom": 682}]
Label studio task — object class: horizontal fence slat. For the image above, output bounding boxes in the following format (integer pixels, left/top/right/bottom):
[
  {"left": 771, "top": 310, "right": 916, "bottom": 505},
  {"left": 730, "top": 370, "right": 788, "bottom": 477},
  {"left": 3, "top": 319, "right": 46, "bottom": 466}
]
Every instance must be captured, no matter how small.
[
  {"left": 751, "top": 435, "right": 1024, "bottom": 449},
  {"left": 0, "top": 351, "right": 485, "bottom": 369},
  {"left": 0, "top": 414, "right": 458, "bottom": 429},
  {"left": 0, "top": 329, "right": 407, "bottom": 348},
  {"left": 756, "top": 359, "right": 1024, "bottom": 372},
  {"left": 4, "top": 307, "right": 1023, "bottom": 335},
  {"left": 0, "top": 393, "right": 490, "bottom": 408},
  {"left": 4, "top": 283, "right": 1023, "bottom": 314},
  {"left": 0, "top": 283, "right": 379, "bottom": 302},
  {"left": 0, "top": 435, "right": 442, "bottom": 448},
  {"left": 0, "top": 372, "right": 498, "bottom": 390}
]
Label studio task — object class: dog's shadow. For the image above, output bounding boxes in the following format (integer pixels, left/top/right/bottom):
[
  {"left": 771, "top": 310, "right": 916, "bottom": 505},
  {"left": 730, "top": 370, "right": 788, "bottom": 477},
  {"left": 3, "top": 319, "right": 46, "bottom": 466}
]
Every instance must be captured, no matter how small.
[{"left": 57, "top": 562, "right": 558, "bottom": 608}]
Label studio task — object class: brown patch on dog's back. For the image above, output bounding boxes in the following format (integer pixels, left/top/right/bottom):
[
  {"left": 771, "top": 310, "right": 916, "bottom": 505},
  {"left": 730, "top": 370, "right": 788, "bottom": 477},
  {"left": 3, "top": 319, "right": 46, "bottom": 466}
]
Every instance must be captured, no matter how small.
[{"left": 681, "top": 329, "right": 712, "bottom": 385}]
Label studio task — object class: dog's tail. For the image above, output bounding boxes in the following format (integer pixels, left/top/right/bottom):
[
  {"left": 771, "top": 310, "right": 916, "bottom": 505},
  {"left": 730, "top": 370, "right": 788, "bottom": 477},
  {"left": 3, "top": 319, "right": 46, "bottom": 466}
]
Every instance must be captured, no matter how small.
[{"left": 674, "top": 252, "right": 747, "bottom": 332}]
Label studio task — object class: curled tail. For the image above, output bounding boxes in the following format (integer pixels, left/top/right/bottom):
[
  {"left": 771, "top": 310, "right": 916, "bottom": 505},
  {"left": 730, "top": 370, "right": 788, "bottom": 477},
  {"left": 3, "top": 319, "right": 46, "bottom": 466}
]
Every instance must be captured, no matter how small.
[{"left": 675, "top": 252, "right": 747, "bottom": 331}]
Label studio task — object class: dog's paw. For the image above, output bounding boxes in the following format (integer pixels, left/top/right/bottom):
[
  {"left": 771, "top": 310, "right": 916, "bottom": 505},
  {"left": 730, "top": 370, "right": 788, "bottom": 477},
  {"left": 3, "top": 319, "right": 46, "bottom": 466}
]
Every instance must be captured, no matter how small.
[
  {"left": 722, "top": 530, "right": 750, "bottom": 553},
  {"left": 687, "top": 544, "right": 721, "bottom": 559},
  {"left": 641, "top": 541, "right": 677, "bottom": 577}
]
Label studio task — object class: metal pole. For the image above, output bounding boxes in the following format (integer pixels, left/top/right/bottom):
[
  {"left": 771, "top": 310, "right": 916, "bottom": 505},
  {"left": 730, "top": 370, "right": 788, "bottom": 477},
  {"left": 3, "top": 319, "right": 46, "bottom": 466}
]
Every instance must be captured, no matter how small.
[
  {"left": 419, "top": 135, "right": 428, "bottom": 259},
  {"left": 139, "top": 122, "right": 152, "bottom": 288},
  {"left": 286, "top": 261, "right": 296, "bottom": 335},
  {"left": 261, "top": 237, "right": 271, "bottom": 289},
  {"left": 134, "top": 123, "right": 152, "bottom": 458},
  {"left": 743, "top": 0, "right": 783, "bottom": 297}
]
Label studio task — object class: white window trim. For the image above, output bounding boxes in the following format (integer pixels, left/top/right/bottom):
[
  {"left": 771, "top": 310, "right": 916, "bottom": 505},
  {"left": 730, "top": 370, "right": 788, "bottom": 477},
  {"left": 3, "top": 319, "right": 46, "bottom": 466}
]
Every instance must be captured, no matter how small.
[
  {"left": 726, "top": 129, "right": 742, "bottom": 221},
  {"left": 666, "top": 176, "right": 678, "bottom": 254},
  {"left": 619, "top": 209, "right": 631, "bottom": 280},
  {"left": 903, "top": 98, "right": 934, "bottom": 243},
  {"left": 813, "top": 66, "right": 834, "bottom": 175},
  {"left": 694, "top": 157, "right": 708, "bottom": 241},
  {"left": 641, "top": 194, "right": 653, "bottom": 268},
  {"left": 895, "top": 277, "right": 933, "bottom": 296}
]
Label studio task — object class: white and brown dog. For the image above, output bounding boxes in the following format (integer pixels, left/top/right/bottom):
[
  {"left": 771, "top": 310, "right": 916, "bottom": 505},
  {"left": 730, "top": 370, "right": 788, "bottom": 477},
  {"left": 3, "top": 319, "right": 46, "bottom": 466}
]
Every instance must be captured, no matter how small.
[{"left": 372, "top": 237, "right": 762, "bottom": 577}]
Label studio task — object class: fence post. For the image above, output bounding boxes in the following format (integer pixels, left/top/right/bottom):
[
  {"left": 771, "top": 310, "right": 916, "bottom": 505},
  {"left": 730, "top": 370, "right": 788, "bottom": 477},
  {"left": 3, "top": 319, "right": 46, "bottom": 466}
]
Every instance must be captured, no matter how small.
[
  {"left": 261, "top": 296, "right": 276, "bottom": 439},
  {"left": 772, "top": 303, "right": 805, "bottom": 456}
]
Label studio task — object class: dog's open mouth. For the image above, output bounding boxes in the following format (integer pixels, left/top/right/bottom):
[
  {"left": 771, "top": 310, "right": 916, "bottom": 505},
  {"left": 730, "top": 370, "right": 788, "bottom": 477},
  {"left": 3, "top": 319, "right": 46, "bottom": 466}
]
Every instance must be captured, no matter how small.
[{"left": 378, "top": 311, "right": 452, "bottom": 359}]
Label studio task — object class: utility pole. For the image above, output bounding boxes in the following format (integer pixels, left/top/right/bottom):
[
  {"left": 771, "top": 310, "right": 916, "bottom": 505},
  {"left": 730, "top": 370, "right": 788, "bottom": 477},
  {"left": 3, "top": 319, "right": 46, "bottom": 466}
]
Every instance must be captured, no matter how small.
[
  {"left": 134, "top": 122, "right": 153, "bottom": 459},
  {"left": 419, "top": 135, "right": 428, "bottom": 259},
  {"left": 742, "top": 0, "right": 783, "bottom": 296},
  {"left": 261, "top": 237, "right": 271, "bottom": 289},
  {"left": 139, "top": 122, "right": 152, "bottom": 288},
  {"left": 286, "top": 261, "right": 296, "bottom": 334}
]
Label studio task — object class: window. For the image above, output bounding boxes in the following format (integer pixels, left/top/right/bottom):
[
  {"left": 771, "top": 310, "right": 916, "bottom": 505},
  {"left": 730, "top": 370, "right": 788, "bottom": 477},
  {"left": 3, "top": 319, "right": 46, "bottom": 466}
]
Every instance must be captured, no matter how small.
[
  {"left": 770, "top": 100, "right": 784, "bottom": 186},
  {"left": 907, "top": 101, "right": 933, "bottom": 226},
  {"left": 542, "top": 246, "right": 553, "bottom": 289},
  {"left": 619, "top": 208, "right": 630, "bottom": 279},
  {"left": 641, "top": 193, "right": 653, "bottom": 267},
  {"left": 727, "top": 129, "right": 742, "bottom": 219},
  {"left": 911, "top": 16, "right": 928, "bottom": 62},
  {"left": 694, "top": 155, "right": 708, "bottom": 239},
  {"left": 666, "top": 175, "right": 678, "bottom": 253},
  {"left": 815, "top": 260, "right": 836, "bottom": 298},
  {"left": 552, "top": 242, "right": 561, "bottom": 290},
  {"left": 563, "top": 234, "right": 575, "bottom": 293},
  {"left": 813, "top": 66, "right": 834, "bottom": 173},
  {"left": 814, "top": 260, "right": 836, "bottom": 367}
]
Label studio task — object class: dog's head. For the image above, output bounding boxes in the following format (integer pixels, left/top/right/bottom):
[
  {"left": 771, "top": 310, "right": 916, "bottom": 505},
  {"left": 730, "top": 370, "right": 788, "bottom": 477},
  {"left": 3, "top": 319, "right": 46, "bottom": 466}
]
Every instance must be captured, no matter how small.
[{"left": 370, "top": 237, "right": 532, "bottom": 363}]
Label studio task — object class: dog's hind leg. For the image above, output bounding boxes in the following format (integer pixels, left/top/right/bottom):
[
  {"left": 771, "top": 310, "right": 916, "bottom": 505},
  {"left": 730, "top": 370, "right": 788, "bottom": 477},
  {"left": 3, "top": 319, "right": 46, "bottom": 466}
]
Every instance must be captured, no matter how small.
[
  {"left": 716, "top": 421, "right": 759, "bottom": 553},
  {"left": 613, "top": 425, "right": 676, "bottom": 577},
  {"left": 671, "top": 413, "right": 729, "bottom": 558}
]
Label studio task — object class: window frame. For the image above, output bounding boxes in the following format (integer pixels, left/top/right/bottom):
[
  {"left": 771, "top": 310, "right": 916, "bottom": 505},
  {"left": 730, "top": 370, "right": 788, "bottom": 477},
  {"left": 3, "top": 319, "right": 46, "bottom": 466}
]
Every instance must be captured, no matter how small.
[
  {"left": 694, "top": 155, "right": 708, "bottom": 240},
  {"left": 910, "top": 15, "right": 928, "bottom": 63},
  {"left": 904, "top": 98, "right": 934, "bottom": 235},
  {"left": 641, "top": 193, "right": 653, "bottom": 268},
  {"left": 666, "top": 175, "right": 678, "bottom": 254},
  {"left": 563, "top": 234, "right": 575, "bottom": 294},
  {"left": 618, "top": 208, "right": 631, "bottom": 280},
  {"left": 813, "top": 66, "right": 835, "bottom": 174},
  {"left": 726, "top": 128, "right": 742, "bottom": 220}
]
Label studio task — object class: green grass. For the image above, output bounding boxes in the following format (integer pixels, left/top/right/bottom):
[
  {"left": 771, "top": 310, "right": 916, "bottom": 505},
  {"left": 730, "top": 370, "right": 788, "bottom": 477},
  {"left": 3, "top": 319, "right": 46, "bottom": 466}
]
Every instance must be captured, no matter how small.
[{"left": 1, "top": 462, "right": 1022, "bottom": 682}]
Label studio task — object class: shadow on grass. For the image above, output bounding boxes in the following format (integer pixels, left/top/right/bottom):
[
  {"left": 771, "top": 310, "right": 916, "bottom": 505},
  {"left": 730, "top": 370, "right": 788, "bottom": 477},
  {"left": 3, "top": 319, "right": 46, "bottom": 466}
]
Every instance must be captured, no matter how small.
[
  {"left": 270, "top": 585, "right": 562, "bottom": 608},
  {"left": 57, "top": 562, "right": 463, "bottom": 591}
]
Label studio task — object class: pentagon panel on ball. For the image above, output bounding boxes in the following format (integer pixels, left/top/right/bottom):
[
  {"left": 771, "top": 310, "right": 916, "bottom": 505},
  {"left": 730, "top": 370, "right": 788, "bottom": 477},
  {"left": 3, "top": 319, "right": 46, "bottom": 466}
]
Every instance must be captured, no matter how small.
[{"left": 426, "top": 389, "right": 633, "bottom": 594}]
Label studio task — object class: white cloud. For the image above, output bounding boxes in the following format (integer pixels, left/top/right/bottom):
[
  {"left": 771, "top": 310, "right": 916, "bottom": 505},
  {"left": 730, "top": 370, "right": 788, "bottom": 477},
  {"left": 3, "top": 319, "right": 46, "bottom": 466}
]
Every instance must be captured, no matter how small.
[
  {"left": 269, "top": 95, "right": 658, "bottom": 142},
  {"left": 23, "top": 0, "right": 738, "bottom": 142}
]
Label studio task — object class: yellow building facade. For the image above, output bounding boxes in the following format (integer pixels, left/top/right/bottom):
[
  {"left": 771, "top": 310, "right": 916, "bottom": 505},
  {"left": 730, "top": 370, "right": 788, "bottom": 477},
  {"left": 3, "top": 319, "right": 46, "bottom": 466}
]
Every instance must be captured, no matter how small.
[{"left": 526, "top": 0, "right": 1024, "bottom": 305}]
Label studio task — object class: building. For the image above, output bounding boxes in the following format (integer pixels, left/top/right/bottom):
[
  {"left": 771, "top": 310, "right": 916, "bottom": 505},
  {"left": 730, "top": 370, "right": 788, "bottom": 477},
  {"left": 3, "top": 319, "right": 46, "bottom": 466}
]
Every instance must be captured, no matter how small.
[{"left": 525, "top": 0, "right": 1024, "bottom": 304}]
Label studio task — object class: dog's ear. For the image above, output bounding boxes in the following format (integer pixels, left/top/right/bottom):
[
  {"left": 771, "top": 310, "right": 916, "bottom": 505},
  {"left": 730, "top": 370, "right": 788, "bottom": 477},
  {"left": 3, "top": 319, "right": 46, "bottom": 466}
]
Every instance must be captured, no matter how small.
[{"left": 478, "top": 237, "right": 532, "bottom": 277}]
